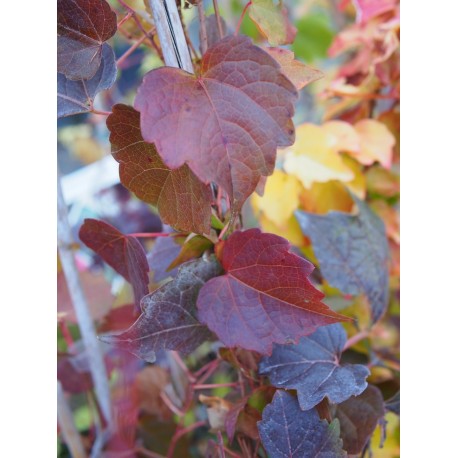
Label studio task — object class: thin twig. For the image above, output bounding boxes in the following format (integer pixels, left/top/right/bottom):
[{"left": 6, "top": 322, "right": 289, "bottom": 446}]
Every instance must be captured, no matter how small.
[
  {"left": 57, "top": 381, "right": 87, "bottom": 458},
  {"left": 197, "top": 0, "right": 208, "bottom": 54},
  {"left": 135, "top": 447, "right": 167, "bottom": 458},
  {"left": 212, "top": 0, "right": 224, "bottom": 39},
  {"left": 235, "top": 1, "right": 252, "bottom": 35},
  {"left": 343, "top": 330, "right": 370, "bottom": 351},
  {"left": 116, "top": 32, "right": 150, "bottom": 68},
  {"left": 193, "top": 382, "right": 239, "bottom": 390},
  {"left": 57, "top": 170, "right": 112, "bottom": 426}
]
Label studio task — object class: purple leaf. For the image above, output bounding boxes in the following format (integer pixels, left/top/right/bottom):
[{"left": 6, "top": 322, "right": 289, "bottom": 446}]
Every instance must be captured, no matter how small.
[
  {"left": 58, "top": 43, "right": 117, "bottom": 118},
  {"left": 296, "top": 196, "right": 390, "bottom": 323},
  {"left": 197, "top": 229, "right": 350, "bottom": 355},
  {"left": 147, "top": 236, "right": 182, "bottom": 283},
  {"left": 57, "top": 0, "right": 117, "bottom": 80},
  {"left": 331, "top": 385, "right": 385, "bottom": 454},
  {"left": 259, "top": 323, "right": 369, "bottom": 410},
  {"left": 100, "top": 257, "right": 222, "bottom": 363},
  {"left": 258, "top": 391, "right": 346, "bottom": 458},
  {"left": 79, "top": 218, "right": 149, "bottom": 308}
]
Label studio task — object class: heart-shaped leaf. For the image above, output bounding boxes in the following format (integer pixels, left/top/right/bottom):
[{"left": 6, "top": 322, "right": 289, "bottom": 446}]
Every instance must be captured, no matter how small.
[
  {"left": 197, "top": 229, "right": 350, "bottom": 355},
  {"left": 57, "top": 43, "right": 117, "bottom": 118},
  {"left": 296, "top": 196, "right": 390, "bottom": 322},
  {"left": 258, "top": 391, "right": 346, "bottom": 458},
  {"left": 107, "top": 104, "right": 213, "bottom": 235},
  {"left": 260, "top": 323, "right": 369, "bottom": 411},
  {"left": 134, "top": 35, "right": 298, "bottom": 213},
  {"left": 79, "top": 218, "right": 149, "bottom": 308},
  {"left": 100, "top": 257, "right": 222, "bottom": 363},
  {"left": 57, "top": 0, "right": 117, "bottom": 80}
]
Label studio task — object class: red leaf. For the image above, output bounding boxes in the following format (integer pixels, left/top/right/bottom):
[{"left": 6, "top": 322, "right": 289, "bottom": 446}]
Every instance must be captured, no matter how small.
[
  {"left": 57, "top": 0, "right": 117, "bottom": 80},
  {"left": 197, "top": 229, "right": 350, "bottom": 355},
  {"left": 134, "top": 35, "right": 297, "bottom": 213},
  {"left": 107, "top": 105, "right": 213, "bottom": 235},
  {"left": 79, "top": 219, "right": 149, "bottom": 308}
]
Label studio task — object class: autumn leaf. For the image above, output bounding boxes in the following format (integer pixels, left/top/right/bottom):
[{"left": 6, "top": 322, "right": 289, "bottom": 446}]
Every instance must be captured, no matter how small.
[
  {"left": 258, "top": 391, "right": 346, "bottom": 458},
  {"left": 251, "top": 170, "right": 302, "bottom": 227},
  {"left": 134, "top": 35, "right": 298, "bottom": 213},
  {"left": 199, "top": 395, "right": 233, "bottom": 432},
  {"left": 354, "top": 0, "right": 398, "bottom": 24},
  {"left": 79, "top": 219, "right": 149, "bottom": 308},
  {"left": 57, "top": 44, "right": 117, "bottom": 118},
  {"left": 259, "top": 323, "right": 370, "bottom": 410},
  {"left": 284, "top": 123, "right": 355, "bottom": 188},
  {"left": 167, "top": 235, "right": 213, "bottom": 271},
  {"left": 248, "top": 0, "right": 297, "bottom": 46},
  {"left": 197, "top": 229, "right": 350, "bottom": 355},
  {"left": 100, "top": 257, "right": 222, "bottom": 363},
  {"left": 322, "top": 120, "right": 360, "bottom": 154},
  {"left": 296, "top": 196, "right": 390, "bottom": 322},
  {"left": 57, "top": 0, "right": 117, "bottom": 80},
  {"left": 353, "top": 119, "right": 395, "bottom": 168},
  {"left": 331, "top": 385, "right": 385, "bottom": 454},
  {"left": 264, "top": 47, "right": 323, "bottom": 90},
  {"left": 107, "top": 104, "right": 213, "bottom": 235}
]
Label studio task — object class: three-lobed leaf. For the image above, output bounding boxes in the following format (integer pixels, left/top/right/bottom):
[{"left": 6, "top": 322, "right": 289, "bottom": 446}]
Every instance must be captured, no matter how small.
[
  {"left": 57, "top": 43, "right": 117, "bottom": 118},
  {"left": 296, "top": 196, "right": 390, "bottom": 322},
  {"left": 100, "top": 257, "right": 222, "bottom": 363},
  {"left": 258, "top": 390, "right": 346, "bottom": 458},
  {"left": 79, "top": 219, "right": 149, "bottom": 308},
  {"left": 197, "top": 229, "right": 350, "bottom": 355},
  {"left": 134, "top": 35, "right": 298, "bottom": 213},
  {"left": 57, "top": 0, "right": 117, "bottom": 80},
  {"left": 106, "top": 104, "right": 213, "bottom": 235},
  {"left": 259, "top": 323, "right": 370, "bottom": 410}
]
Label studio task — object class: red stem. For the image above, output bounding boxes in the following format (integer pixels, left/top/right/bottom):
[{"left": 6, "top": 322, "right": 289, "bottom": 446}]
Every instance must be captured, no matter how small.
[
  {"left": 160, "top": 392, "right": 185, "bottom": 417},
  {"left": 343, "top": 330, "right": 370, "bottom": 351},
  {"left": 129, "top": 232, "right": 185, "bottom": 238},
  {"left": 59, "top": 320, "right": 74, "bottom": 349},
  {"left": 171, "top": 351, "right": 197, "bottom": 383},
  {"left": 196, "top": 360, "right": 221, "bottom": 384},
  {"left": 235, "top": 1, "right": 252, "bottom": 36},
  {"left": 167, "top": 421, "right": 206, "bottom": 458},
  {"left": 193, "top": 382, "right": 239, "bottom": 390},
  {"left": 117, "top": 11, "right": 133, "bottom": 27},
  {"left": 117, "top": 32, "right": 150, "bottom": 68},
  {"left": 91, "top": 109, "right": 112, "bottom": 116}
]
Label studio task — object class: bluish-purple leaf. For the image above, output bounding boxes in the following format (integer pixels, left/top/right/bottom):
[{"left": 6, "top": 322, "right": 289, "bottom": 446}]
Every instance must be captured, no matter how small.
[
  {"left": 295, "top": 196, "right": 390, "bottom": 323},
  {"left": 258, "top": 391, "right": 346, "bottom": 458},
  {"left": 259, "top": 323, "right": 369, "bottom": 411},
  {"left": 57, "top": 43, "right": 116, "bottom": 118},
  {"left": 99, "top": 257, "right": 222, "bottom": 363}
]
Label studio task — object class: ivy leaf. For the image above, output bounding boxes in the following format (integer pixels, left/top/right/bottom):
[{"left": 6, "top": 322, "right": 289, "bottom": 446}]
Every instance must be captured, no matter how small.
[
  {"left": 134, "top": 35, "right": 298, "bottom": 213},
  {"left": 197, "top": 229, "right": 350, "bottom": 355},
  {"left": 57, "top": 43, "right": 117, "bottom": 118},
  {"left": 57, "top": 0, "right": 117, "bottom": 80},
  {"left": 259, "top": 323, "right": 370, "bottom": 411},
  {"left": 331, "top": 385, "right": 385, "bottom": 454},
  {"left": 106, "top": 104, "right": 213, "bottom": 235},
  {"left": 249, "top": 0, "right": 297, "bottom": 46},
  {"left": 258, "top": 391, "right": 346, "bottom": 458},
  {"left": 100, "top": 257, "right": 222, "bottom": 363},
  {"left": 79, "top": 219, "right": 149, "bottom": 308},
  {"left": 296, "top": 196, "right": 390, "bottom": 322},
  {"left": 265, "top": 47, "right": 323, "bottom": 90}
]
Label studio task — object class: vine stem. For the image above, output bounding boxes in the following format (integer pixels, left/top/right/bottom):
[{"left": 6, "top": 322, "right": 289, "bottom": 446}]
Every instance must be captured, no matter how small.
[
  {"left": 116, "top": 32, "right": 150, "bottom": 68},
  {"left": 57, "top": 170, "right": 112, "bottom": 427},
  {"left": 235, "top": 1, "right": 252, "bottom": 35},
  {"left": 212, "top": 0, "right": 224, "bottom": 39},
  {"left": 129, "top": 232, "right": 184, "bottom": 238},
  {"left": 343, "top": 330, "right": 370, "bottom": 351},
  {"left": 90, "top": 109, "right": 112, "bottom": 116},
  {"left": 197, "top": 0, "right": 208, "bottom": 54}
]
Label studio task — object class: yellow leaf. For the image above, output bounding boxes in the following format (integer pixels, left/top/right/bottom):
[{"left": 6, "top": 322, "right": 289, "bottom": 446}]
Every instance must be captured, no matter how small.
[
  {"left": 354, "top": 119, "right": 395, "bottom": 168},
  {"left": 249, "top": 0, "right": 296, "bottom": 46},
  {"left": 264, "top": 47, "right": 323, "bottom": 90},
  {"left": 251, "top": 170, "right": 301, "bottom": 226},
  {"left": 258, "top": 214, "right": 305, "bottom": 248},
  {"left": 341, "top": 155, "right": 366, "bottom": 199},
  {"left": 371, "top": 412, "right": 400, "bottom": 457},
  {"left": 322, "top": 120, "right": 360, "bottom": 154},
  {"left": 284, "top": 124, "right": 355, "bottom": 188},
  {"left": 299, "top": 180, "right": 354, "bottom": 214}
]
